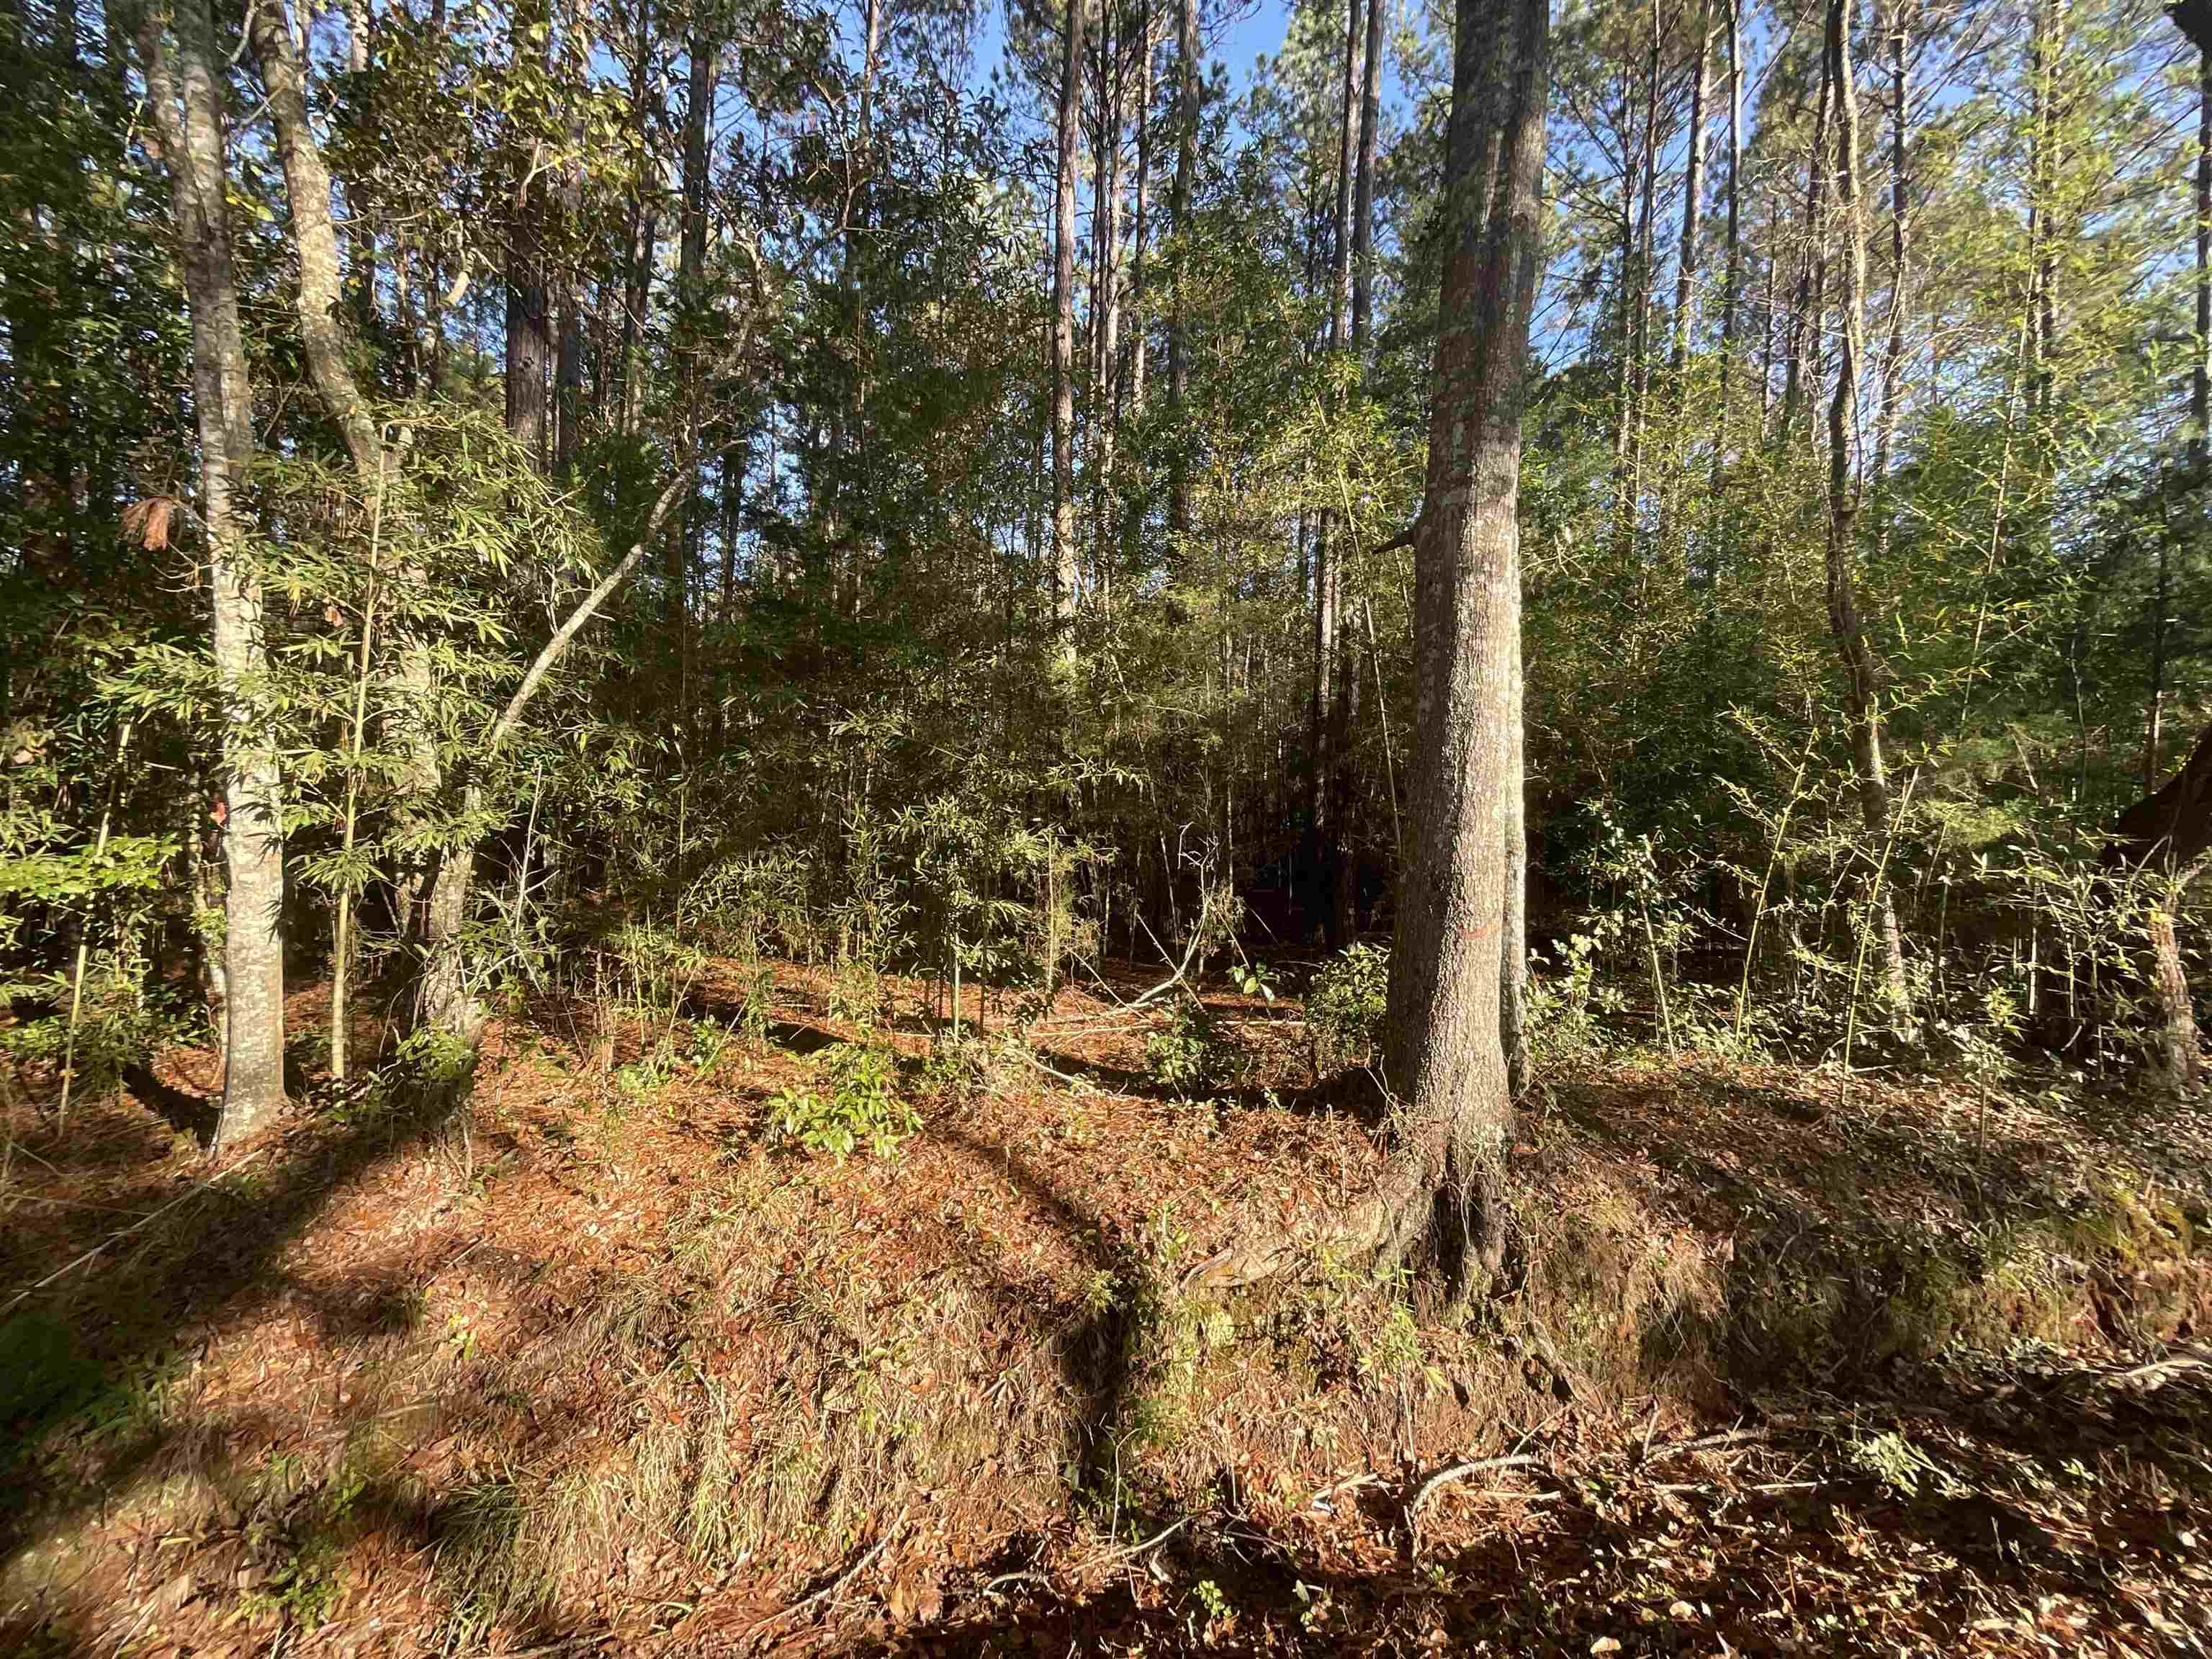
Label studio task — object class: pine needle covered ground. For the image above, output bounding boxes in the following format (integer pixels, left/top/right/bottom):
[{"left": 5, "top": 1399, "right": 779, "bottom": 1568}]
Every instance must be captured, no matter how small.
[{"left": 4, "top": 962, "right": 2209, "bottom": 1657}]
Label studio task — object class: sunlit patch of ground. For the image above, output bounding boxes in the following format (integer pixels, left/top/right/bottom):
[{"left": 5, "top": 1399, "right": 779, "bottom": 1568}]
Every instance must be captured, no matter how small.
[{"left": 2, "top": 962, "right": 2207, "bottom": 1655}]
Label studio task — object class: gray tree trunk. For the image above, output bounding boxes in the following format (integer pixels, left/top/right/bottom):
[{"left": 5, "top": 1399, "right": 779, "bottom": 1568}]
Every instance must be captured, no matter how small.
[{"left": 138, "top": 0, "right": 289, "bottom": 1142}]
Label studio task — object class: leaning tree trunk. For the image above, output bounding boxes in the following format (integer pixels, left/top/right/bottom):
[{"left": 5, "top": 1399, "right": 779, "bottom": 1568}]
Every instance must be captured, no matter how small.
[
  {"left": 1377, "top": 0, "right": 1548, "bottom": 1297},
  {"left": 1820, "top": 0, "right": 1910, "bottom": 1020},
  {"left": 138, "top": 0, "right": 289, "bottom": 1142}
]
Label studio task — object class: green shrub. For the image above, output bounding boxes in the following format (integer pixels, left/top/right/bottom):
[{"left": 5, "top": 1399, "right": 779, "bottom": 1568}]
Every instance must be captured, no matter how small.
[
  {"left": 768, "top": 1042, "right": 920, "bottom": 1164},
  {"left": 1306, "top": 943, "right": 1389, "bottom": 1076},
  {"left": 1146, "top": 998, "right": 1232, "bottom": 1096}
]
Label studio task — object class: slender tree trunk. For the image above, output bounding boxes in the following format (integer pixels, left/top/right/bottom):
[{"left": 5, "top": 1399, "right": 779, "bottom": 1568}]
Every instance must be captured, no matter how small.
[
  {"left": 2152, "top": 26, "right": 2212, "bottom": 791},
  {"left": 1660, "top": 9, "right": 1712, "bottom": 546},
  {"left": 1352, "top": 0, "right": 1382, "bottom": 348},
  {"left": 1781, "top": 40, "right": 1833, "bottom": 443},
  {"left": 675, "top": 19, "right": 714, "bottom": 642},
  {"left": 138, "top": 0, "right": 289, "bottom": 1141},
  {"left": 422, "top": 467, "right": 695, "bottom": 1038},
  {"left": 507, "top": 1, "right": 552, "bottom": 469},
  {"left": 555, "top": 0, "right": 588, "bottom": 475},
  {"left": 1870, "top": 1, "right": 1912, "bottom": 571},
  {"left": 1669, "top": 12, "right": 1712, "bottom": 390},
  {"left": 1820, "top": 0, "right": 1908, "bottom": 1019},
  {"left": 1329, "top": 0, "right": 1359, "bottom": 351},
  {"left": 1167, "top": 0, "right": 1196, "bottom": 543},
  {"left": 1613, "top": 10, "right": 1660, "bottom": 576},
  {"left": 1052, "top": 0, "right": 1086, "bottom": 647},
  {"left": 617, "top": 0, "right": 656, "bottom": 436},
  {"left": 1378, "top": 0, "right": 1547, "bottom": 1295},
  {"left": 2029, "top": 0, "right": 2065, "bottom": 432},
  {"left": 1707, "top": 0, "right": 1742, "bottom": 541},
  {"left": 1094, "top": 1, "right": 1123, "bottom": 584},
  {"left": 1129, "top": 0, "right": 1153, "bottom": 416},
  {"left": 249, "top": 0, "right": 450, "bottom": 964}
]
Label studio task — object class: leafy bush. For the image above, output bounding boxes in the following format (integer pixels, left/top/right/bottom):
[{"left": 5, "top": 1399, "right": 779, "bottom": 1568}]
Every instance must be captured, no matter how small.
[
  {"left": 1146, "top": 998, "right": 1234, "bottom": 1096},
  {"left": 1306, "top": 943, "right": 1389, "bottom": 1077},
  {"left": 768, "top": 1041, "right": 920, "bottom": 1164}
]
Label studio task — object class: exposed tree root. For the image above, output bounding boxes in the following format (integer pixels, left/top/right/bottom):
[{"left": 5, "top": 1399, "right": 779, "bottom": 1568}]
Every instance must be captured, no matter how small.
[{"left": 1182, "top": 1153, "right": 1511, "bottom": 1313}]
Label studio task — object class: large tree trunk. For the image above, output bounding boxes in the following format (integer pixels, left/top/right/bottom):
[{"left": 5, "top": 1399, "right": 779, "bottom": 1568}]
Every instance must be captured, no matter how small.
[
  {"left": 138, "top": 0, "right": 289, "bottom": 1142},
  {"left": 2115, "top": 721, "right": 2212, "bottom": 1097},
  {"left": 1051, "top": 0, "right": 1085, "bottom": 647},
  {"left": 1378, "top": 0, "right": 1547, "bottom": 1296},
  {"left": 1820, "top": 0, "right": 1909, "bottom": 1020}
]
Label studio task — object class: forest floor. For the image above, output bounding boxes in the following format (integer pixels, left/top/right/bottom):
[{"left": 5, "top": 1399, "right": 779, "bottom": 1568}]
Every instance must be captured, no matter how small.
[{"left": 3, "top": 958, "right": 2211, "bottom": 1657}]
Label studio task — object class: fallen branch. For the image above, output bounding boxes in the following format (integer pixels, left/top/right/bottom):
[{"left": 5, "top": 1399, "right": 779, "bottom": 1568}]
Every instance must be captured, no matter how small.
[
  {"left": 1643, "top": 1425, "right": 1770, "bottom": 1462},
  {"left": 739, "top": 1505, "right": 906, "bottom": 1645},
  {"left": 0, "top": 1144, "right": 271, "bottom": 1319},
  {"left": 1408, "top": 1454, "right": 1538, "bottom": 1523}
]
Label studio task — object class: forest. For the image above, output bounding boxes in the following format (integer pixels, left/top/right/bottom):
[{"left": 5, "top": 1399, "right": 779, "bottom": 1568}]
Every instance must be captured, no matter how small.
[{"left": 3, "top": 0, "right": 2211, "bottom": 1648}]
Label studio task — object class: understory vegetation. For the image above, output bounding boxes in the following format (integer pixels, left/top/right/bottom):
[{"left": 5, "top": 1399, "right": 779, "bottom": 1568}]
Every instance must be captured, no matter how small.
[{"left": 4, "top": 0, "right": 2212, "bottom": 1648}]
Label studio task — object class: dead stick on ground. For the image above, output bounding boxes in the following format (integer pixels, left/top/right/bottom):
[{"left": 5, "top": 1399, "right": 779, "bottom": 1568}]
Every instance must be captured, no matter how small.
[
  {"left": 742, "top": 1506, "right": 907, "bottom": 1645},
  {"left": 1644, "top": 1425, "right": 1770, "bottom": 1462},
  {"left": 0, "top": 1144, "right": 271, "bottom": 1318},
  {"left": 1407, "top": 1453, "right": 1538, "bottom": 1545}
]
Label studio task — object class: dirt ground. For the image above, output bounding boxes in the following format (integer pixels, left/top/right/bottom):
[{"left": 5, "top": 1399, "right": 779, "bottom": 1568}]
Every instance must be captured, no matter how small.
[{"left": 4, "top": 959, "right": 2211, "bottom": 1656}]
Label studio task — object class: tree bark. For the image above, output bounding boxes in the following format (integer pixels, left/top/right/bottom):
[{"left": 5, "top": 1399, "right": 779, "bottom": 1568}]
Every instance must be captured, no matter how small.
[
  {"left": 2114, "top": 721, "right": 2212, "bottom": 1097},
  {"left": 1052, "top": 0, "right": 1086, "bottom": 648},
  {"left": 1379, "top": 0, "right": 1547, "bottom": 1295},
  {"left": 137, "top": 0, "right": 289, "bottom": 1141},
  {"left": 1820, "top": 0, "right": 1909, "bottom": 1019},
  {"left": 248, "top": 0, "right": 448, "bottom": 956},
  {"left": 675, "top": 19, "right": 714, "bottom": 640}
]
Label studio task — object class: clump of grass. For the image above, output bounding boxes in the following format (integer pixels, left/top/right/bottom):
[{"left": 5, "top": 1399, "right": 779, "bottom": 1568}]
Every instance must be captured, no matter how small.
[{"left": 433, "top": 1475, "right": 548, "bottom": 1644}]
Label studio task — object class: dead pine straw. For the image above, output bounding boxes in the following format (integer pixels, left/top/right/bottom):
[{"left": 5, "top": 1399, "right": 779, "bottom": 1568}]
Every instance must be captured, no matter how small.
[{"left": 1, "top": 959, "right": 2209, "bottom": 1656}]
